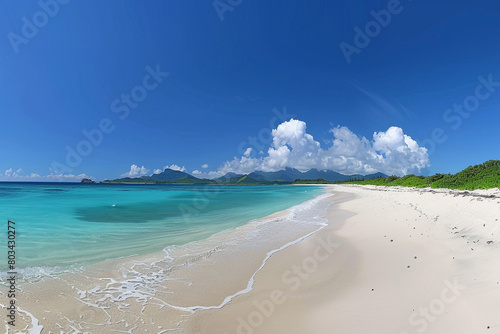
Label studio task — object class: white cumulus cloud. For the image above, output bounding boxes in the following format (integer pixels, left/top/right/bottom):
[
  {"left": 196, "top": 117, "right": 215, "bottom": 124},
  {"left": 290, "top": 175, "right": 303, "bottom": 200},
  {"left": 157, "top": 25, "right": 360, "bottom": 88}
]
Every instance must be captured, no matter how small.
[
  {"left": 151, "top": 164, "right": 187, "bottom": 175},
  {"left": 210, "top": 118, "right": 429, "bottom": 177},
  {"left": 218, "top": 154, "right": 261, "bottom": 176},
  {"left": 4, "top": 168, "right": 23, "bottom": 177},
  {"left": 121, "top": 164, "right": 150, "bottom": 177},
  {"left": 243, "top": 148, "right": 252, "bottom": 158},
  {"left": 164, "top": 164, "right": 186, "bottom": 172}
]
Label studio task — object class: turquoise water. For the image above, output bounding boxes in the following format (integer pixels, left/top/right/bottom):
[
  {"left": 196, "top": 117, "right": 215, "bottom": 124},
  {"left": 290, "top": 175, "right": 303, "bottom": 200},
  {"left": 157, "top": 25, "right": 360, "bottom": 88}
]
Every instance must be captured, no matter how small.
[{"left": 0, "top": 182, "right": 321, "bottom": 271}]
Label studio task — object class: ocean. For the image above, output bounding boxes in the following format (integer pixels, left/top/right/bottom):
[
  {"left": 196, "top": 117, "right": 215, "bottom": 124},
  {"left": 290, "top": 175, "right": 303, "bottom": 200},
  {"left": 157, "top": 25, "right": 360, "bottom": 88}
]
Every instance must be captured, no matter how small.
[{"left": 0, "top": 182, "right": 323, "bottom": 274}]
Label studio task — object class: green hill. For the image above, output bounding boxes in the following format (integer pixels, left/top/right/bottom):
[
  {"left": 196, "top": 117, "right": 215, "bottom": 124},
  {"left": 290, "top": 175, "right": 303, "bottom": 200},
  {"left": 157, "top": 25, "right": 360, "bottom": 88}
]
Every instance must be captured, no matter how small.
[
  {"left": 162, "top": 176, "right": 217, "bottom": 184},
  {"left": 346, "top": 160, "right": 500, "bottom": 190},
  {"left": 430, "top": 160, "right": 500, "bottom": 190}
]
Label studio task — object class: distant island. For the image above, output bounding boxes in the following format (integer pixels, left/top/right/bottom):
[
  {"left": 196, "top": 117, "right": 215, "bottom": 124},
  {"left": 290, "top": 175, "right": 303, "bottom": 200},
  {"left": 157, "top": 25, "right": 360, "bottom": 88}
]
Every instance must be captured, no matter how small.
[
  {"left": 97, "top": 160, "right": 500, "bottom": 190},
  {"left": 81, "top": 178, "right": 96, "bottom": 184},
  {"left": 102, "top": 167, "right": 387, "bottom": 185}
]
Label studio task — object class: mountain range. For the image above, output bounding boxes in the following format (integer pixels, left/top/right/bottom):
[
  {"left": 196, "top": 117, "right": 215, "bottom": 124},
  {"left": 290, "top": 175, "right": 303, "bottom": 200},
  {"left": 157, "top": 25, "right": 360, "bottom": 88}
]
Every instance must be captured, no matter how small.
[{"left": 103, "top": 167, "right": 387, "bottom": 184}]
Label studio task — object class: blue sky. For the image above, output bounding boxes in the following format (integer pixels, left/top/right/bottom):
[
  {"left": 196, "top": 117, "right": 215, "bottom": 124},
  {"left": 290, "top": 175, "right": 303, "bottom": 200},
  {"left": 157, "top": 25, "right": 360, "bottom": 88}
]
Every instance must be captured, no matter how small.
[{"left": 1, "top": 0, "right": 500, "bottom": 181}]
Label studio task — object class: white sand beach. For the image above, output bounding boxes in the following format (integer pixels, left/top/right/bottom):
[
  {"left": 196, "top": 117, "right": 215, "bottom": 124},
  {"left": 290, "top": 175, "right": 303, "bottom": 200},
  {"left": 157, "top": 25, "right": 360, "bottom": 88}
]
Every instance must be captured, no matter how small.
[{"left": 186, "top": 185, "right": 500, "bottom": 334}]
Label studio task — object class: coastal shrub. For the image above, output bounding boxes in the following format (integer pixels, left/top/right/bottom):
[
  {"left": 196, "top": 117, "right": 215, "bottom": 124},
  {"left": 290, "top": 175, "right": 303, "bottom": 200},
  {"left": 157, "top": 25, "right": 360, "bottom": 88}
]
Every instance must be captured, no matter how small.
[
  {"left": 390, "top": 176, "right": 427, "bottom": 188},
  {"left": 431, "top": 160, "right": 500, "bottom": 190},
  {"left": 386, "top": 175, "right": 400, "bottom": 183},
  {"left": 342, "top": 160, "right": 500, "bottom": 190}
]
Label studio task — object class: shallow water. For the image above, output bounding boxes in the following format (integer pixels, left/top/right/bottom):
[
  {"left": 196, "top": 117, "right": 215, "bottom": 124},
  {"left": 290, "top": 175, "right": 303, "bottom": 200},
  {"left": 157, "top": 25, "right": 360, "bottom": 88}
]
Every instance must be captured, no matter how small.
[{"left": 0, "top": 182, "right": 321, "bottom": 273}]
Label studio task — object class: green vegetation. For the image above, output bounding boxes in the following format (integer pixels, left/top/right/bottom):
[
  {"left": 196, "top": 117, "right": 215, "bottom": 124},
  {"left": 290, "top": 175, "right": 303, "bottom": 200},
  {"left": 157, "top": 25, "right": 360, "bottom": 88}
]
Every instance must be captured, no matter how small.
[
  {"left": 430, "top": 160, "right": 500, "bottom": 190},
  {"left": 293, "top": 178, "right": 331, "bottom": 184},
  {"left": 103, "top": 176, "right": 217, "bottom": 184},
  {"left": 343, "top": 160, "right": 500, "bottom": 190},
  {"left": 164, "top": 176, "right": 217, "bottom": 184},
  {"left": 103, "top": 177, "right": 156, "bottom": 184}
]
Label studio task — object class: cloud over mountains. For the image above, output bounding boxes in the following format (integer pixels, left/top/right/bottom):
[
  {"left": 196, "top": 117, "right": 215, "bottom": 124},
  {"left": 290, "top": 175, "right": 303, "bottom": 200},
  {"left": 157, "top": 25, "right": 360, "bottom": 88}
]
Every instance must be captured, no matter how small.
[{"left": 213, "top": 119, "right": 429, "bottom": 177}]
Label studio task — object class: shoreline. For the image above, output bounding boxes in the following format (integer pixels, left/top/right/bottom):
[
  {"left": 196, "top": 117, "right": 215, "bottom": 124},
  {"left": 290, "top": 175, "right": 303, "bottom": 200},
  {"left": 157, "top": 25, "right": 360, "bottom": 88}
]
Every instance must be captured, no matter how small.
[
  {"left": 3, "top": 184, "right": 500, "bottom": 333},
  {"left": 184, "top": 184, "right": 500, "bottom": 333},
  {"left": 1, "top": 186, "right": 334, "bottom": 333}
]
